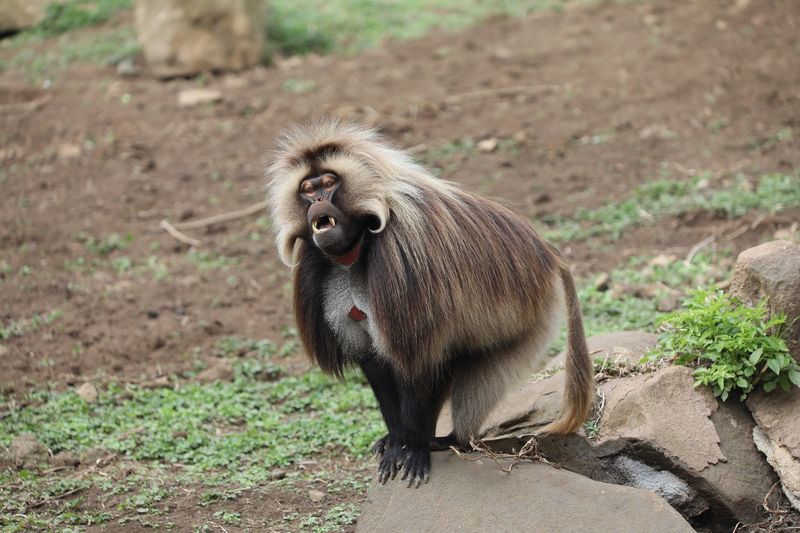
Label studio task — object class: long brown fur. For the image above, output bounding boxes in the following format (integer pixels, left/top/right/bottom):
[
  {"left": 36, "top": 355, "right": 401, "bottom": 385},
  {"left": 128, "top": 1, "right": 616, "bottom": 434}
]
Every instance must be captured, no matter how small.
[{"left": 267, "top": 119, "right": 593, "bottom": 436}]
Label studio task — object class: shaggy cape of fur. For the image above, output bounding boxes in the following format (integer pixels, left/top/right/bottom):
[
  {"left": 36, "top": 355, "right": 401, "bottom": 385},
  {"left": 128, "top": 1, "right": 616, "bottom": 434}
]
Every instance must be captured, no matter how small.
[{"left": 267, "top": 120, "right": 593, "bottom": 435}]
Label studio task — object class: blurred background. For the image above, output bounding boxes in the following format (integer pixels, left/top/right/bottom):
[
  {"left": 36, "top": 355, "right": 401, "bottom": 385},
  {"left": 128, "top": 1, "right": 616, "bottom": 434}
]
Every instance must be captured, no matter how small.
[{"left": 0, "top": 0, "right": 798, "bottom": 530}]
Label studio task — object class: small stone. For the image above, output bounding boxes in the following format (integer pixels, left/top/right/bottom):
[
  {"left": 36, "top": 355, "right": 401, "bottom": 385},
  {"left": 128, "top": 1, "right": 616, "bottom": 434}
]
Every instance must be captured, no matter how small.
[
  {"left": 269, "top": 468, "right": 287, "bottom": 480},
  {"left": 594, "top": 273, "right": 611, "bottom": 291},
  {"left": 9, "top": 433, "right": 49, "bottom": 468},
  {"left": 648, "top": 254, "right": 676, "bottom": 267},
  {"left": 477, "top": 138, "right": 498, "bottom": 152},
  {"left": 76, "top": 382, "right": 98, "bottom": 403},
  {"left": 52, "top": 451, "right": 80, "bottom": 468},
  {"left": 639, "top": 124, "right": 677, "bottom": 141},
  {"left": 308, "top": 489, "right": 326, "bottom": 503},
  {"left": 116, "top": 58, "right": 141, "bottom": 78},
  {"left": 141, "top": 376, "right": 172, "bottom": 389},
  {"left": 194, "top": 359, "right": 234, "bottom": 384},
  {"left": 79, "top": 447, "right": 111, "bottom": 466},
  {"left": 177, "top": 88, "right": 223, "bottom": 108},
  {"left": 222, "top": 75, "right": 248, "bottom": 90},
  {"left": 0, "top": 344, "right": 9, "bottom": 357},
  {"left": 57, "top": 143, "right": 81, "bottom": 160}
]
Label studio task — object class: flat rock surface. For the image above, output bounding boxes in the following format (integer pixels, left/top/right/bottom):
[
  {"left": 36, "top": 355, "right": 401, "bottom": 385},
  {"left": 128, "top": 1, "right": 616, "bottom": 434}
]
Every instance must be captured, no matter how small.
[{"left": 357, "top": 454, "right": 694, "bottom": 533}]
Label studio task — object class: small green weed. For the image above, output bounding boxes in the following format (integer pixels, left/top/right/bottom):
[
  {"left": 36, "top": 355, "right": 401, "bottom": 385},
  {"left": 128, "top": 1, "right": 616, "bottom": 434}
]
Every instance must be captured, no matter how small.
[
  {"left": 281, "top": 79, "right": 317, "bottom": 94},
  {"left": 78, "top": 232, "right": 132, "bottom": 256},
  {"left": 0, "top": 310, "right": 62, "bottom": 340},
  {"left": 647, "top": 289, "right": 800, "bottom": 401},
  {"left": 212, "top": 510, "right": 241, "bottom": 525},
  {"left": 187, "top": 251, "right": 240, "bottom": 272}
]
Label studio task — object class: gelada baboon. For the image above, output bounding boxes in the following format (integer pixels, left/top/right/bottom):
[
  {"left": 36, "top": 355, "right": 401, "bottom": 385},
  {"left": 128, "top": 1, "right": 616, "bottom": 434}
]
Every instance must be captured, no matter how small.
[{"left": 267, "top": 120, "right": 593, "bottom": 487}]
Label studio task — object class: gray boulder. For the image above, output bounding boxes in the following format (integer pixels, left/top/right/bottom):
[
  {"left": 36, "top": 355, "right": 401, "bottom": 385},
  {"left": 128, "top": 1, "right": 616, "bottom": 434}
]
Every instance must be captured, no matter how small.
[
  {"left": 357, "top": 454, "right": 693, "bottom": 533},
  {"left": 134, "top": 0, "right": 266, "bottom": 78},
  {"left": 730, "top": 240, "right": 800, "bottom": 362},
  {"left": 465, "top": 366, "right": 775, "bottom": 526}
]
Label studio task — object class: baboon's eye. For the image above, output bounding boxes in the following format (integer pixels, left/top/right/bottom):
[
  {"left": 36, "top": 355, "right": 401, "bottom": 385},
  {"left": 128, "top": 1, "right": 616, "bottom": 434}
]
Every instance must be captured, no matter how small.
[
  {"left": 301, "top": 180, "right": 315, "bottom": 196},
  {"left": 321, "top": 174, "right": 337, "bottom": 191}
]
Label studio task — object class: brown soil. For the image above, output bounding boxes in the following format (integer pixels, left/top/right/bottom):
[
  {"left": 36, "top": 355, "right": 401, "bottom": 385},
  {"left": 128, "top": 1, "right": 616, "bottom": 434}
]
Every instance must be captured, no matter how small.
[{"left": 1, "top": 1, "right": 799, "bottom": 528}]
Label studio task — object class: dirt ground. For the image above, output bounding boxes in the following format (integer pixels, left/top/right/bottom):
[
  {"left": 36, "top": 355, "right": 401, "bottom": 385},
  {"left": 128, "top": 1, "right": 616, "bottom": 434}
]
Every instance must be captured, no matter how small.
[{"left": 1, "top": 0, "right": 799, "bottom": 529}]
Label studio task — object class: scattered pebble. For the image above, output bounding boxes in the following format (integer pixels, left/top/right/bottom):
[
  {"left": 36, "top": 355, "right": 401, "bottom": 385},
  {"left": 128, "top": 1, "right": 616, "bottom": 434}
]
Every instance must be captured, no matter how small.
[
  {"left": 594, "top": 273, "right": 611, "bottom": 291},
  {"left": 177, "top": 88, "right": 223, "bottom": 108},
  {"left": 308, "top": 489, "right": 326, "bottom": 503},
  {"left": 117, "top": 59, "right": 141, "bottom": 78},
  {"left": 57, "top": 143, "right": 81, "bottom": 160},
  {"left": 194, "top": 359, "right": 234, "bottom": 384},
  {"left": 76, "top": 382, "right": 98, "bottom": 403},
  {"left": 52, "top": 450, "right": 80, "bottom": 468},
  {"left": 477, "top": 138, "right": 498, "bottom": 152}
]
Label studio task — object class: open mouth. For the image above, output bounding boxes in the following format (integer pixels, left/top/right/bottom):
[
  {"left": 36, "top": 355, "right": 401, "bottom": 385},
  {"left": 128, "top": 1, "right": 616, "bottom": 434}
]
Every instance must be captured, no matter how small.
[{"left": 312, "top": 215, "right": 337, "bottom": 234}]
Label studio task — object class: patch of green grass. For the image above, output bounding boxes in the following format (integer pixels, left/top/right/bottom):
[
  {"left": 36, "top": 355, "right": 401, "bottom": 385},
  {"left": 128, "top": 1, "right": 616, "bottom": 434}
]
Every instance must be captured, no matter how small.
[
  {"left": 5, "top": 27, "right": 141, "bottom": 80},
  {"left": 0, "top": 310, "right": 62, "bottom": 341},
  {"left": 212, "top": 510, "right": 241, "bottom": 525},
  {"left": 266, "top": 0, "right": 577, "bottom": 55},
  {"left": 647, "top": 289, "right": 800, "bottom": 401},
  {"left": 581, "top": 251, "right": 729, "bottom": 336},
  {"left": 293, "top": 503, "right": 361, "bottom": 532},
  {"left": 31, "top": 0, "right": 132, "bottom": 36},
  {"left": 0, "top": 370, "right": 383, "bottom": 483},
  {"left": 544, "top": 173, "right": 800, "bottom": 242},
  {"left": 549, "top": 250, "right": 731, "bottom": 354},
  {"left": 0, "top": 474, "right": 107, "bottom": 532}
]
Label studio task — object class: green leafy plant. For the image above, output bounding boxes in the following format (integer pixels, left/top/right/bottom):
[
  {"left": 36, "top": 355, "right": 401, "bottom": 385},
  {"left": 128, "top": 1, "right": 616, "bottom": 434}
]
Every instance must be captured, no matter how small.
[{"left": 649, "top": 289, "right": 800, "bottom": 401}]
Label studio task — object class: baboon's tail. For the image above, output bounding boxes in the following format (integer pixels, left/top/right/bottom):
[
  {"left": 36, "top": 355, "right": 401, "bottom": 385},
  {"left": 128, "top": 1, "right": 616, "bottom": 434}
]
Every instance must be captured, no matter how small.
[{"left": 540, "top": 264, "right": 594, "bottom": 434}]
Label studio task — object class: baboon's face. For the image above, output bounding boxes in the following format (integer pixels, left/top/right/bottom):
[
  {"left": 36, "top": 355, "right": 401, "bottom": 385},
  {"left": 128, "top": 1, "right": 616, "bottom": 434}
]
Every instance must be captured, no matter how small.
[{"left": 299, "top": 172, "right": 372, "bottom": 263}]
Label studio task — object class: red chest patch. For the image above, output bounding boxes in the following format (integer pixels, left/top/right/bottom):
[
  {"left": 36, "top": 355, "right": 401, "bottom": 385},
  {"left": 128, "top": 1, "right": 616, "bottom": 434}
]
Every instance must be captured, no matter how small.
[{"left": 348, "top": 305, "right": 367, "bottom": 321}]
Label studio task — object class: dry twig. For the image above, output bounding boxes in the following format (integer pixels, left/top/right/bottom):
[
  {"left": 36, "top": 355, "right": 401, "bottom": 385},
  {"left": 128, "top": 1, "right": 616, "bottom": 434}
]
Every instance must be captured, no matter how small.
[
  {"left": 159, "top": 219, "right": 202, "bottom": 247},
  {"left": 444, "top": 84, "right": 561, "bottom": 105},
  {"left": 685, "top": 235, "right": 716, "bottom": 265},
  {"left": 450, "top": 435, "right": 557, "bottom": 475},
  {"left": 170, "top": 201, "right": 268, "bottom": 231},
  {"left": 27, "top": 486, "right": 86, "bottom": 510}
]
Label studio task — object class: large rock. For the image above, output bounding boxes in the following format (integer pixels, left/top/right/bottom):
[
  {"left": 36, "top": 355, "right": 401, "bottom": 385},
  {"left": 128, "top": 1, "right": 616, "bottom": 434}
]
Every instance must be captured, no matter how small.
[
  {"left": 471, "top": 366, "right": 776, "bottom": 526},
  {"left": 0, "top": 0, "right": 50, "bottom": 34},
  {"left": 730, "top": 240, "right": 800, "bottom": 362},
  {"left": 9, "top": 433, "right": 49, "bottom": 469},
  {"left": 748, "top": 389, "right": 800, "bottom": 511},
  {"left": 134, "top": 0, "right": 266, "bottom": 78},
  {"left": 357, "top": 454, "right": 694, "bottom": 533}
]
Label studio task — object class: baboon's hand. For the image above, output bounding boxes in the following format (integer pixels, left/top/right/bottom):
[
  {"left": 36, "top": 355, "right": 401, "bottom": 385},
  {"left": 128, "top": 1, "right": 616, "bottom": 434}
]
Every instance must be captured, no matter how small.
[{"left": 377, "top": 442, "right": 430, "bottom": 488}]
